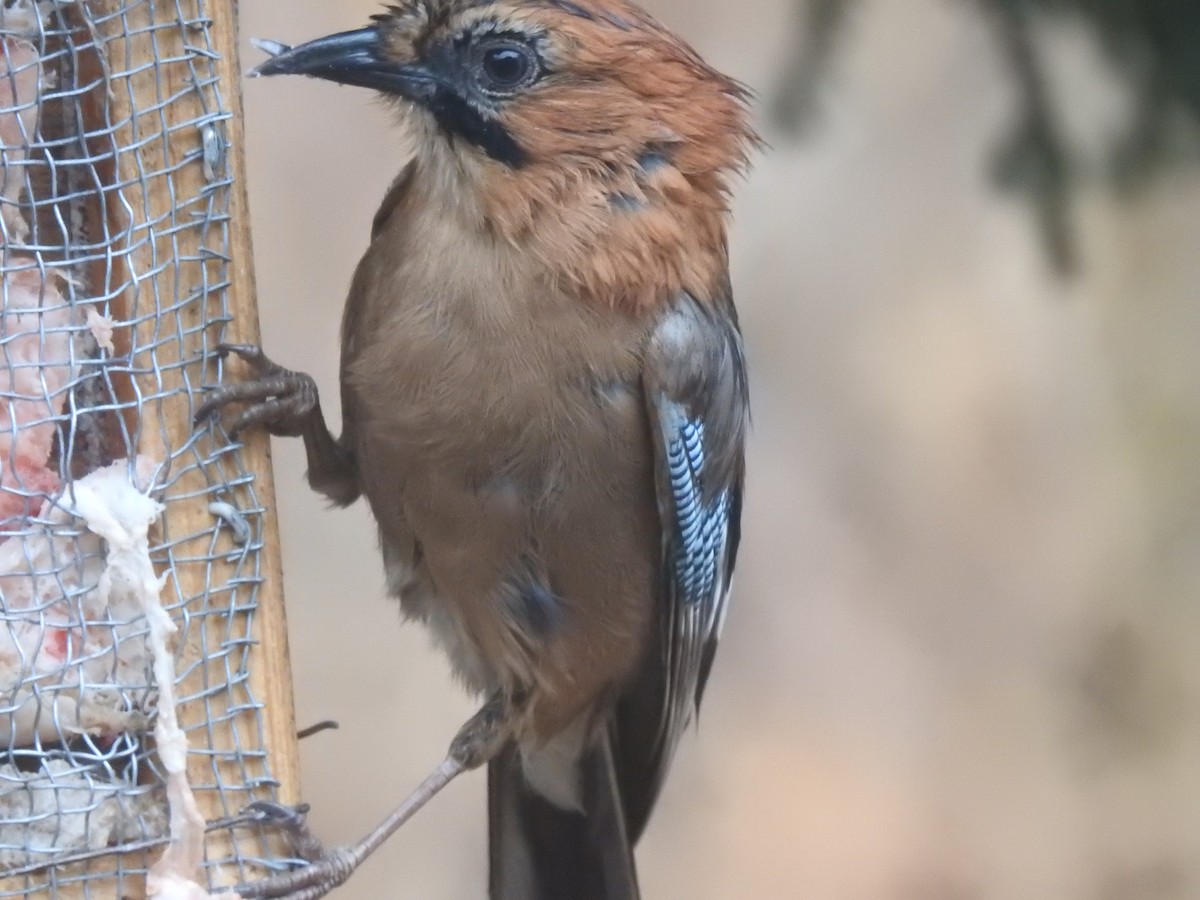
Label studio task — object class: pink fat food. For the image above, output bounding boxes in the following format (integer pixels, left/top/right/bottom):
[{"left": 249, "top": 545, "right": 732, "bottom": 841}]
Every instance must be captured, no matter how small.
[
  {"left": 0, "top": 260, "right": 76, "bottom": 524},
  {"left": 0, "top": 34, "right": 41, "bottom": 242},
  {"left": 1, "top": 27, "right": 67, "bottom": 520}
]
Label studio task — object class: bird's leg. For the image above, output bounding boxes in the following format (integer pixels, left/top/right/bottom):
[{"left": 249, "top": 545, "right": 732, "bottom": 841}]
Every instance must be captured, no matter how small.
[
  {"left": 229, "top": 691, "right": 522, "bottom": 900},
  {"left": 195, "top": 343, "right": 358, "bottom": 505}
]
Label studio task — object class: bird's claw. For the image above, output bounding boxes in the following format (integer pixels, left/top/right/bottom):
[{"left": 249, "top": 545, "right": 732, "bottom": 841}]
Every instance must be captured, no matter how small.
[
  {"left": 242, "top": 800, "right": 325, "bottom": 863},
  {"left": 195, "top": 343, "right": 319, "bottom": 438},
  {"left": 230, "top": 846, "right": 357, "bottom": 900},
  {"left": 245, "top": 800, "right": 312, "bottom": 832}
]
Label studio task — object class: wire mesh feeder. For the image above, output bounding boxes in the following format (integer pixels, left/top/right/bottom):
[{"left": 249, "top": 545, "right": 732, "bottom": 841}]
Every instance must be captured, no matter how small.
[{"left": 0, "top": 0, "right": 297, "bottom": 896}]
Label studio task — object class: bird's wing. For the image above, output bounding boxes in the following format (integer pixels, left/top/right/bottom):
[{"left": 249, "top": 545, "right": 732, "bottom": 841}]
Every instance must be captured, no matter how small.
[{"left": 615, "top": 288, "right": 748, "bottom": 841}]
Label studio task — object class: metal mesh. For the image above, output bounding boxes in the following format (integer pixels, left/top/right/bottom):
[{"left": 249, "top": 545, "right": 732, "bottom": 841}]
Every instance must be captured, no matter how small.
[{"left": 0, "top": 0, "right": 287, "bottom": 894}]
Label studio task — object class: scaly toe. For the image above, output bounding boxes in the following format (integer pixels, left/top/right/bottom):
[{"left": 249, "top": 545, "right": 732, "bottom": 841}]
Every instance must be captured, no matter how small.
[{"left": 232, "top": 847, "right": 357, "bottom": 900}]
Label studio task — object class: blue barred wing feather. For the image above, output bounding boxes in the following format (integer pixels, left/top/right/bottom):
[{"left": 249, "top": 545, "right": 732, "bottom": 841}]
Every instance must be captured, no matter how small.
[{"left": 613, "top": 289, "right": 747, "bottom": 842}]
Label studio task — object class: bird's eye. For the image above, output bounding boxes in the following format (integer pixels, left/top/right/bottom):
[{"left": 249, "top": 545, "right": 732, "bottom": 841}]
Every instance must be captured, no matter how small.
[{"left": 475, "top": 38, "right": 541, "bottom": 94}]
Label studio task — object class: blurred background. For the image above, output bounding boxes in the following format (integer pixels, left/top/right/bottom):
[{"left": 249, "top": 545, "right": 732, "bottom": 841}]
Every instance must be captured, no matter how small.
[{"left": 238, "top": 1, "right": 1200, "bottom": 897}]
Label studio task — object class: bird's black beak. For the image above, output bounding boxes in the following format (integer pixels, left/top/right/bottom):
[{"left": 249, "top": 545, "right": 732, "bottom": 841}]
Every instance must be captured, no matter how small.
[{"left": 250, "top": 29, "right": 437, "bottom": 103}]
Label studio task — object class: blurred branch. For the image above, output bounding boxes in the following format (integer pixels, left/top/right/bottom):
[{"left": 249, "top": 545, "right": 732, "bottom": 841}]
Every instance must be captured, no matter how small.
[
  {"left": 770, "top": 0, "right": 1200, "bottom": 275},
  {"left": 987, "top": 0, "right": 1076, "bottom": 274},
  {"left": 770, "top": 0, "right": 857, "bottom": 134}
]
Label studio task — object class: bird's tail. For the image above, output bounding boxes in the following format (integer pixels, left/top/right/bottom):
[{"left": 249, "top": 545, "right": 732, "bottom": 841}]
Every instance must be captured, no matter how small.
[{"left": 488, "top": 733, "right": 640, "bottom": 900}]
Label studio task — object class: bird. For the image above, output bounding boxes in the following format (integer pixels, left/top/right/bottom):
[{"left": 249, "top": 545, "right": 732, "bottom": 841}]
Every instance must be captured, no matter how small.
[{"left": 198, "top": 1, "right": 753, "bottom": 897}]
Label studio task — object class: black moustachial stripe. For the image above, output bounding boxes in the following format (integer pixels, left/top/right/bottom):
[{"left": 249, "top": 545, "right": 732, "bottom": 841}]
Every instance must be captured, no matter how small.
[{"left": 427, "top": 84, "right": 526, "bottom": 167}]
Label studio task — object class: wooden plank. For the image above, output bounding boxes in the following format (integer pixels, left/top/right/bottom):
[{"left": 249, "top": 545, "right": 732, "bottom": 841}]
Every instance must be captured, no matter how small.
[
  {"left": 207, "top": 0, "right": 303, "bottom": 813},
  {"left": 0, "top": 1, "right": 297, "bottom": 896}
]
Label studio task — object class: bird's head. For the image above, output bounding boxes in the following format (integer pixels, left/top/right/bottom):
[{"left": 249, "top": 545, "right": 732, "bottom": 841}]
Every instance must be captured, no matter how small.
[{"left": 255, "top": 0, "right": 755, "bottom": 310}]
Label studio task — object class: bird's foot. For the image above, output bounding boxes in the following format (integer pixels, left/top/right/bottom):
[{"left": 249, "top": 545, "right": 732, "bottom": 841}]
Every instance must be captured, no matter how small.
[
  {"left": 227, "top": 850, "right": 358, "bottom": 900},
  {"left": 227, "top": 802, "right": 350, "bottom": 900},
  {"left": 224, "top": 694, "right": 523, "bottom": 899},
  {"left": 195, "top": 343, "right": 319, "bottom": 438},
  {"left": 244, "top": 801, "right": 325, "bottom": 862}
]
